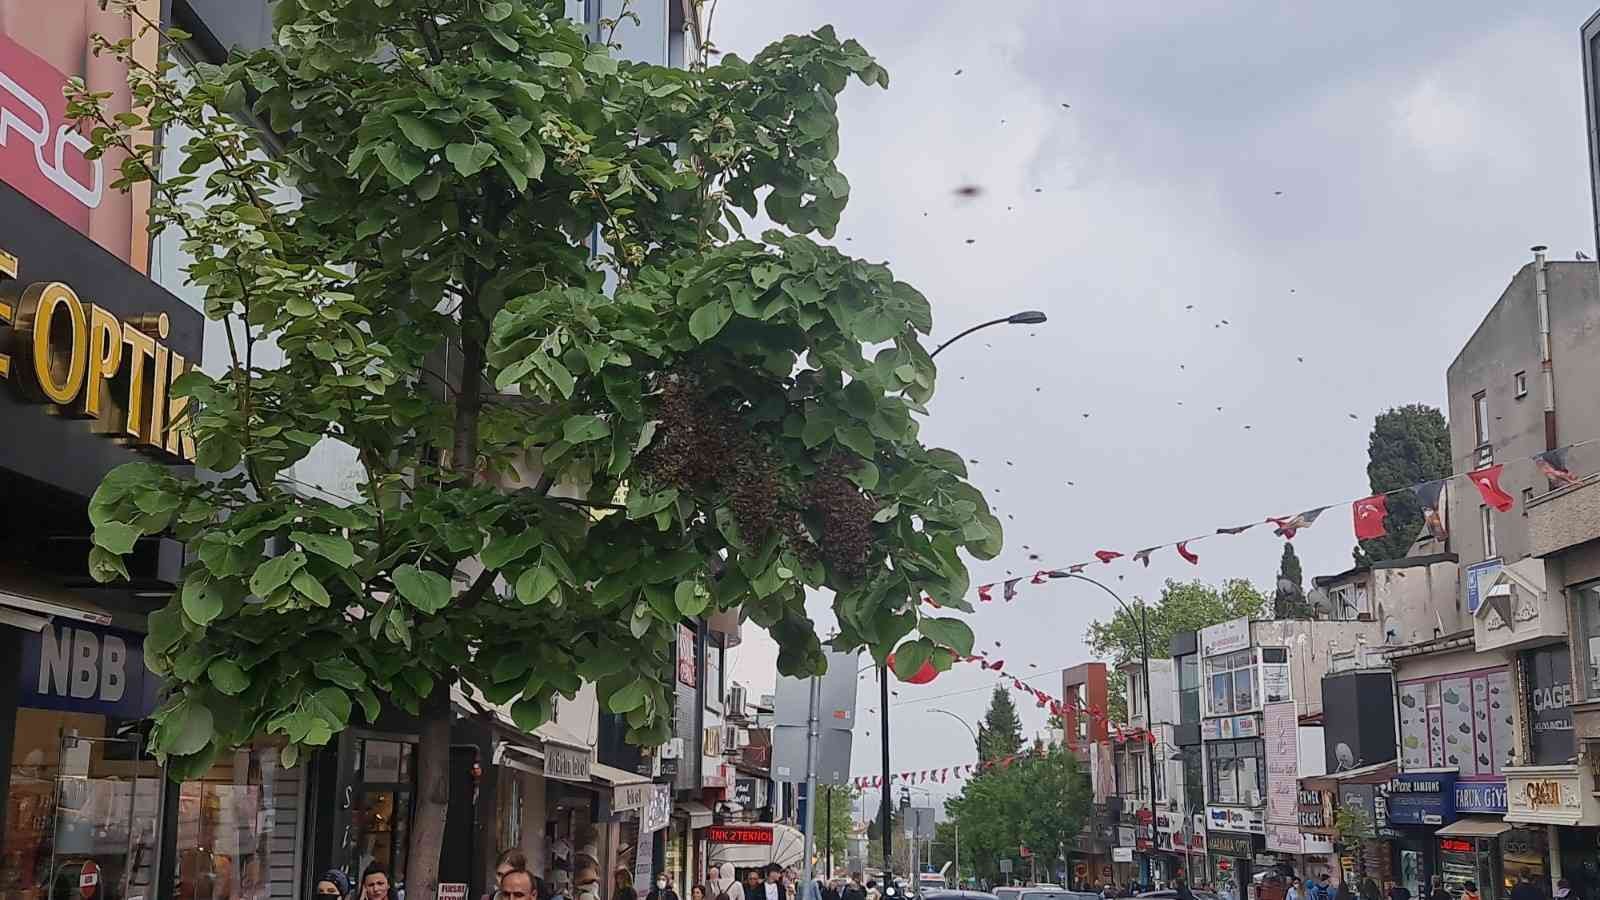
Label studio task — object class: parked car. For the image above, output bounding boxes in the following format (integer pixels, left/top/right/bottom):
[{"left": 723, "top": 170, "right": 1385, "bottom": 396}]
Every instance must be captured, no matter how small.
[
  {"left": 1136, "top": 891, "right": 1220, "bottom": 900},
  {"left": 996, "top": 888, "right": 1101, "bottom": 900},
  {"left": 920, "top": 892, "right": 999, "bottom": 900}
]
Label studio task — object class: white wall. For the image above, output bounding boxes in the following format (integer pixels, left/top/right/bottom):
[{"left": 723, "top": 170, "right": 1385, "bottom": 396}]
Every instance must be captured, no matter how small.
[{"left": 1297, "top": 724, "right": 1326, "bottom": 777}]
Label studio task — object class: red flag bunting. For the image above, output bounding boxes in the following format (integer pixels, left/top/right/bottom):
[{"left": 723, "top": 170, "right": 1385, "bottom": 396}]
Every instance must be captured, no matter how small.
[
  {"left": 1469, "top": 464, "right": 1515, "bottom": 513},
  {"left": 1031, "top": 570, "right": 1049, "bottom": 585},
  {"left": 1003, "top": 578, "right": 1022, "bottom": 601},
  {"left": 1069, "top": 563, "right": 1087, "bottom": 574},
  {"left": 1133, "top": 547, "right": 1156, "bottom": 567},
  {"left": 1176, "top": 541, "right": 1199, "bottom": 565},
  {"left": 1353, "top": 495, "right": 1388, "bottom": 540},
  {"left": 1095, "top": 550, "right": 1123, "bottom": 564}
]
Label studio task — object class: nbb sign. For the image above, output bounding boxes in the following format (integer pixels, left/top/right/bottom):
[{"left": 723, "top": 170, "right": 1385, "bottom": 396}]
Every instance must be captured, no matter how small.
[{"left": 0, "top": 247, "right": 195, "bottom": 460}]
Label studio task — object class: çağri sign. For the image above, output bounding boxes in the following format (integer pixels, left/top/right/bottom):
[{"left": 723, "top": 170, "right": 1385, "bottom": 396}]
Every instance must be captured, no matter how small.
[{"left": 1201, "top": 617, "right": 1250, "bottom": 658}]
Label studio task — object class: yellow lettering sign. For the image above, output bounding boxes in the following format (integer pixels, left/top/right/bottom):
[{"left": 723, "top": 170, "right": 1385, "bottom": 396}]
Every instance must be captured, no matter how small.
[{"left": 0, "top": 245, "right": 195, "bottom": 462}]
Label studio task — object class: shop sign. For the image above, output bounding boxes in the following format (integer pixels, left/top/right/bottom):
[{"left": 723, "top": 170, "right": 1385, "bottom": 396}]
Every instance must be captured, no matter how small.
[
  {"left": 640, "top": 784, "right": 672, "bottom": 833},
  {"left": 1454, "top": 780, "right": 1508, "bottom": 814},
  {"left": 1505, "top": 770, "right": 1595, "bottom": 825},
  {"left": 1524, "top": 646, "right": 1576, "bottom": 766},
  {"left": 1208, "top": 832, "right": 1254, "bottom": 858},
  {"left": 1201, "top": 715, "right": 1259, "bottom": 740},
  {"left": 708, "top": 825, "right": 772, "bottom": 845},
  {"left": 677, "top": 626, "right": 697, "bottom": 687},
  {"left": 1298, "top": 789, "right": 1334, "bottom": 830},
  {"left": 1386, "top": 772, "right": 1457, "bottom": 826},
  {"left": 1439, "top": 839, "right": 1474, "bottom": 853},
  {"left": 734, "top": 777, "right": 756, "bottom": 806},
  {"left": 1264, "top": 701, "right": 1298, "bottom": 827},
  {"left": 1207, "top": 805, "right": 1265, "bottom": 835},
  {"left": 614, "top": 782, "right": 652, "bottom": 814},
  {"left": 437, "top": 885, "right": 468, "bottom": 900},
  {"left": 1465, "top": 558, "right": 1503, "bottom": 615},
  {"left": 1266, "top": 824, "right": 1302, "bottom": 854},
  {"left": 1201, "top": 617, "right": 1250, "bottom": 657},
  {"left": 1112, "top": 848, "right": 1134, "bottom": 863},
  {"left": 0, "top": 253, "right": 196, "bottom": 460},
  {"left": 544, "top": 744, "right": 592, "bottom": 783},
  {"left": 18, "top": 620, "right": 159, "bottom": 719}
]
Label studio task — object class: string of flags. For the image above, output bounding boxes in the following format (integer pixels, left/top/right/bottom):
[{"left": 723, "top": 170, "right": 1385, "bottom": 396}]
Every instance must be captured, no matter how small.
[{"left": 949, "top": 440, "right": 1596, "bottom": 608}]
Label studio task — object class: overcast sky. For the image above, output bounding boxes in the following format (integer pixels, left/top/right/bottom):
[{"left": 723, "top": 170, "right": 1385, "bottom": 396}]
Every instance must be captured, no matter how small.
[{"left": 717, "top": 0, "right": 1600, "bottom": 819}]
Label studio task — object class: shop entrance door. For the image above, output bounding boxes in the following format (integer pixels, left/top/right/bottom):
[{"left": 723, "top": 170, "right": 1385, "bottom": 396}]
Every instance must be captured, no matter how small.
[{"left": 44, "top": 733, "right": 152, "bottom": 900}]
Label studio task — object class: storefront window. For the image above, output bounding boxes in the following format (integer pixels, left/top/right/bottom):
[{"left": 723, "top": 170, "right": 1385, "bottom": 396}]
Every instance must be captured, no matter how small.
[
  {"left": 1501, "top": 829, "right": 1546, "bottom": 897},
  {"left": 174, "top": 742, "right": 298, "bottom": 900},
  {"left": 1578, "top": 581, "right": 1600, "bottom": 696},
  {"left": 1205, "top": 652, "right": 1258, "bottom": 716},
  {"left": 1207, "top": 739, "right": 1265, "bottom": 806}
]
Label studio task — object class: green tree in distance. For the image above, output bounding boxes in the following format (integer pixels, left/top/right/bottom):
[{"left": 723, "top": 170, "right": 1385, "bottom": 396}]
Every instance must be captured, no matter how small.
[
  {"left": 942, "top": 745, "right": 1091, "bottom": 886},
  {"left": 1088, "top": 579, "right": 1266, "bottom": 724},
  {"left": 815, "top": 783, "right": 857, "bottom": 870},
  {"left": 73, "top": 3, "right": 998, "bottom": 895},
  {"left": 1273, "top": 543, "right": 1310, "bottom": 619},
  {"left": 1357, "top": 404, "right": 1451, "bottom": 563},
  {"left": 979, "top": 686, "right": 1023, "bottom": 762}
]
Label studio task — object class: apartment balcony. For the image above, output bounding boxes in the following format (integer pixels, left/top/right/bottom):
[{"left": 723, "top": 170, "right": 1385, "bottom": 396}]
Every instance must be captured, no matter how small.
[{"left": 1529, "top": 473, "right": 1600, "bottom": 559}]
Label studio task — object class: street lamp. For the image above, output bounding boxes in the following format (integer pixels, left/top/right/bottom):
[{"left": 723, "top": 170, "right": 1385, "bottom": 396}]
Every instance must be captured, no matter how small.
[
  {"left": 878, "top": 309, "right": 1048, "bottom": 886},
  {"left": 929, "top": 311, "right": 1048, "bottom": 358},
  {"left": 1058, "top": 573, "right": 1157, "bottom": 889},
  {"left": 928, "top": 708, "right": 979, "bottom": 745}
]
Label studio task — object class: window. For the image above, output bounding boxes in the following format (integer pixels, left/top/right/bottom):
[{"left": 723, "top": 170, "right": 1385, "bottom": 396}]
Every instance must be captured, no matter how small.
[
  {"left": 1184, "top": 749, "right": 1205, "bottom": 813},
  {"left": 1179, "top": 655, "right": 1201, "bottom": 725},
  {"left": 1129, "top": 671, "right": 1143, "bottom": 718},
  {"left": 1481, "top": 505, "right": 1497, "bottom": 557},
  {"left": 1515, "top": 371, "right": 1529, "bottom": 398},
  {"left": 1523, "top": 488, "right": 1535, "bottom": 516},
  {"left": 1205, "top": 651, "right": 1259, "bottom": 716},
  {"left": 1579, "top": 581, "right": 1600, "bottom": 697},
  {"left": 1206, "top": 739, "right": 1265, "bottom": 805},
  {"left": 1474, "top": 391, "right": 1490, "bottom": 446},
  {"left": 1152, "top": 752, "right": 1166, "bottom": 803}
]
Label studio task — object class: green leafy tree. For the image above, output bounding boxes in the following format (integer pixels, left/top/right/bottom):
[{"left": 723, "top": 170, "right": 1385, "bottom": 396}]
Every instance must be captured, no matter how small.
[
  {"left": 943, "top": 746, "right": 1091, "bottom": 886},
  {"left": 1357, "top": 404, "right": 1451, "bottom": 563},
  {"left": 1333, "top": 803, "right": 1376, "bottom": 876},
  {"left": 1273, "top": 543, "right": 1310, "bottom": 619},
  {"left": 73, "top": 3, "right": 998, "bottom": 896},
  {"left": 815, "top": 784, "right": 857, "bottom": 870},
  {"left": 868, "top": 805, "right": 908, "bottom": 872},
  {"left": 979, "top": 686, "right": 1023, "bottom": 762}
]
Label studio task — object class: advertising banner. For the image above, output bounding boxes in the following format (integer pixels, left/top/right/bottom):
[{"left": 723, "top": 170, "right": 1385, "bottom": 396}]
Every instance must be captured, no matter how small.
[{"left": 1264, "top": 702, "right": 1298, "bottom": 826}]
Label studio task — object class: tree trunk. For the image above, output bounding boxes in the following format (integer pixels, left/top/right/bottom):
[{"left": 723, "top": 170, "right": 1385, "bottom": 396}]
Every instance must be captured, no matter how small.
[{"left": 407, "top": 685, "right": 453, "bottom": 900}]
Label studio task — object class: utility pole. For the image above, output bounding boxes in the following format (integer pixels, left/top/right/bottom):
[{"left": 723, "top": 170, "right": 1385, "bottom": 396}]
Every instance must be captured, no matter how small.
[
  {"left": 880, "top": 664, "right": 892, "bottom": 882},
  {"left": 826, "top": 788, "right": 833, "bottom": 877},
  {"left": 802, "top": 675, "right": 822, "bottom": 900}
]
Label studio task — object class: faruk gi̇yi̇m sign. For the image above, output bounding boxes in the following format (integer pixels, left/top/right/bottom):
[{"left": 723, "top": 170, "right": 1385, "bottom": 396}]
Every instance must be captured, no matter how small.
[{"left": 0, "top": 246, "right": 195, "bottom": 460}]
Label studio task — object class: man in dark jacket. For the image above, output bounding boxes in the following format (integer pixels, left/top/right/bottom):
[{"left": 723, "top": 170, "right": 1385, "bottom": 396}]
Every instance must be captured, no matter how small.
[{"left": 1510, "top": 871, "right": 1545, "bottom": 900}]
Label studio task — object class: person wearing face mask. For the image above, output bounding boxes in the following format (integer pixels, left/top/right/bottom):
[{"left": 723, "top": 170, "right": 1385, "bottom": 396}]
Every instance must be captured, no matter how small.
[
  {"left": 648, "top": 874, "right": 681, "bottom": 900},
  {"left": 317, "top": 870, "right": 352, "bottom": 900}
]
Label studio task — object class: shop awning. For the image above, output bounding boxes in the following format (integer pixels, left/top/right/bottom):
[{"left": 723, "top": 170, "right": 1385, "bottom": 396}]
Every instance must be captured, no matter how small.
[
  {"left": 706, "top": 824, "right": 805, "bottom": 870},
  {"left": 1434, "top": 818, "right": 1513, "bottom": 838},
  {"left": 678, "top": 800, "right": 714, "bottom": 829},
  {"left": 591, "top": 761, "right": 648, "bottom": 786}
]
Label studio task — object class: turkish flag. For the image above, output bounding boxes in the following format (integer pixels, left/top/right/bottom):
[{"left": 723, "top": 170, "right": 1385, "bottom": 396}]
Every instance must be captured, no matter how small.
[
  {"left": 1176, "top": 541, "right": 1199, "bottom": 565},
  {"left": 1470, "top": 464, "right": 1515, "bottom": 512},
  {"left": 1095, "top": 550, "right": 1123, "bottom": 564},
  {"left": 1353, "top": 495, "right": 1388, "bottom": 540},
  {"left": 977, "top": 584, "right": 994, "bottom": 603}
]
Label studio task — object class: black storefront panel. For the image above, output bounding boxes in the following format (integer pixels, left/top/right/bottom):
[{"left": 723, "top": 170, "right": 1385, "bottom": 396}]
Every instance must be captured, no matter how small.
[
  {"left": 0, "top": 180, "right": 204, "bottom": 498},
  {"left": 1523, "top": 645, "right": 1575, "bottom": 766}
]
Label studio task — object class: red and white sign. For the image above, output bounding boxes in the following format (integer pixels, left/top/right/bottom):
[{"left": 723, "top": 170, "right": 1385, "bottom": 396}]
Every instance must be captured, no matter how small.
[
  {"left": 78, "top": 860, "right": 99, "bottom": 898},
  {"left": 438, "top": 885, "right": 469, "bottom": 900},
  {"left": 708, "top": 825, "right": 773, "bottom": 845},
  {"left": 677, "top": 625, "right": 696, "bottom": 687}
]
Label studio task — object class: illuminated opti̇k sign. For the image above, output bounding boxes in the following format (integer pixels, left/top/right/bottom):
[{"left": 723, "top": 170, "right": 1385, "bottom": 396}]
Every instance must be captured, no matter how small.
[{"left": 0, "top": 246, "right": 196, "bottom": 460}]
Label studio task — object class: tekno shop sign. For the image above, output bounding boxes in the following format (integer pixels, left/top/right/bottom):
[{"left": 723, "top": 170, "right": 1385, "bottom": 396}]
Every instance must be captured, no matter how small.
[{"left": 0, "top": 247, "right": 196, "bottom": 460}]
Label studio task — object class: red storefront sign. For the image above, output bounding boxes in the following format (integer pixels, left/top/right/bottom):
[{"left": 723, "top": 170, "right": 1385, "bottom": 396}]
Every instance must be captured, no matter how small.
[{"left": 708, "top": 826, "right": 773, "bottom": 845}]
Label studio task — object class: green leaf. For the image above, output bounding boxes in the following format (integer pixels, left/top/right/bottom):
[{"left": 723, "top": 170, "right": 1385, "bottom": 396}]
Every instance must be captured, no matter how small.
[
  {"left": 834, "top": 424, "right": 876, "bottom": 459},
  {"left": 688, "top": 298, "right": 733, "bottom": 342},
  {"left": 675, "top": 580, "right": 710, "bottom": 617},
  {"left": 482, "top": 530, "right": 540, "bottom": 570},
  {"left": 159, "top": 697, "right": 214, "bottom": 756},
  {"left": 376, "top": 143, "right": 425, "bottom": 184},
  {"left": 93, "top": 522, "right": 141, "bottom": 555},
  {"left": 919, "top": 617, "right": 976, "bottom": 656},
  {"left": 845, "top": 460, "right": 879, "bottom": 490},
  {"left": 511, "top": 694, "right": 552, "bottom": 731},
  {"left": 563, "top": 415, "right": 611, "bottom": 444},
  {"left": 515, "top": 565, "right": 559, "bottom": 605},
  {"left": 584, "top": 53, "right": 619, "bottom": 76},
  {"left": 88, "top": 546, "right": 130, "bottom": 583},
  {"left": 289, "top": 532, "right": 356, "bottom": 568},
  {"left": 182, "top": 575, "right": 226, "bottom": 626},
  {"left": 607, "top": 679, "right": 648, "bottom": 714},
  {"left": 890, "top": 639, "right": 934, "bottom": 680},
  {"left": 484, "top": 1, "right": 513, "bottom": 21},
  {"left": 291, "top": 570, "right": 332, "bottom": 607},
  {"left": 249, "top": 551, "right": 306, "bottom": 598},
  {"left": 394, "top": 114, "right": 447, "bottom": 150},
  {"left": 393, "top": 564, "right": 452, "bottom": 614},
  {"left": 446, "top": 142, "right": 495, "bottom": 177},
  {"left": 872, "top": 502, "right": 899, "bottom": 523},
  {"left": 208, "top": 659, "right": 250, "bottom": 695},
  {"left": 305, "top": 687, "right": 354, "bottom": 731},
  {"left": 313, "top": 656, "right": 366, "bottom": 690}
]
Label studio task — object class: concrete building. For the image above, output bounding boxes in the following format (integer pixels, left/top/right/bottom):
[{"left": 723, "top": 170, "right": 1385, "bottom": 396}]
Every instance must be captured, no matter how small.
[{"left": 1113, "top": 658, "right": 1183, "bottom": 887}]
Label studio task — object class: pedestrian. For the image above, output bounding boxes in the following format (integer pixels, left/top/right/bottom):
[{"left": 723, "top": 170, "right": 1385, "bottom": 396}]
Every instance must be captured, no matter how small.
[
  {"left": 1428, "top": 878, "right": 1451, "bottom": 900},
  {"left": 843, "top": 874, "right": 867, "bottom": 900},
  {"left": 715, "top": 866, "right": 743, "bottom": 900},
  {"left": 503, "top": 871, "right": 538, "bottom": 900},
  {"left": 865, "top": 880, "right": 880, "bottom": 900},
  {"left": 361, "top": 866, "right": 395, "bottom": 900},
  {"left": 1462, "top": 883, "right": 1481, "bottom": 900},
  {"left": 1288, "top": 876, "right": 1302, "bottom": 900},
  {"left": 1314, "top": 874, "right": 1333, "bottom": 900},
  {"left": 1389, "top": 881, "right": 1413, "bottom": 900},
  {"left": 1177, "top": 878, "right": 1196, "bottom": 900},
  {"left": 1360, "top": 878, "right": 1383, "bottom": 900},
  {"left": 649, "top": 875, "right": 682, "bottom": 900},
  {"left": 1556, "top": 880, "right": 1573, "bottom": 900},
  {"left": 317, "top": 871, "right": 352, "bottom": 900},
  {"left": 1512, "top": 871, "right": 1544, "bottom": 900},
  {"left": 761, "top": 865, "right": 789, "bottom": 900},
  {"left": 694, "top": 886, "right": 709, "bottom": 900}
]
